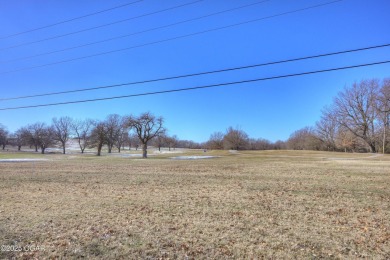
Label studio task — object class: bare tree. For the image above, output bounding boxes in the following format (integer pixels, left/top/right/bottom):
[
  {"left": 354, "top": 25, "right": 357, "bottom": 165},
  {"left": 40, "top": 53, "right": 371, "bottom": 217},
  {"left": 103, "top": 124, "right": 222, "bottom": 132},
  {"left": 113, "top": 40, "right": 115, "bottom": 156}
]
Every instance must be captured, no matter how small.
[
  {"left": 376, "top": 78, "right": 390, "bottom": 153},
  {"left": 26, "top": 123, "right": 45, "bottom": 152},
  {"left": 223, "top": 127, "right": 249, "bottom": 150},
  {"left": 333, "top": 79, "right": 379, "bottom": 152},
  {"left": 72, "top": 119, "right": 95, "bottom": 153},
  {"left": 127, "top": 112, "right": 165, "bottom": 158},
  {"left": 115, "top": 117, "right": 129, "bottom": 153},
  {"left": 121, "top": 132, "right": 130, "bottom": 151},
  {"left": 127, "top": 133, "right": 139, "bottom": 150},
  {"left": 38, "top": 126, "right": 55, "bottom": 154},
  {"left": 90, "top": 122, "right": 107, "bottom": 156},
  {"left": 0, "top": 124, "right": 8, "bottom": 150},
  {"left": 316, "top": 106, "right": 338, "bottom": 151},
  {"left": 27, "top": 123, "right": 55, "bottom": 154},
  {"left": 336, "top": 127, "right": 360, "bottom": 152},
  {"left": 287, "top": 127, "right": 322, "bottom": 150},
  {"left": 105, "top": 114, "right": 122, "bottom": 153},
  {"left": 10, "top": 128, "right": 25, "bottom": 151},
  {"left": 206, "top": 131, "right": 224, "bottom": 150},
  {"left": 52, "top": 116, "right": 73, "bottom": 154},
  {"left": 165, "top": 134, "right": 178, "bottom": 151},
  {"left": 153, "top": 132, "right": 167, "bottom": 152}
]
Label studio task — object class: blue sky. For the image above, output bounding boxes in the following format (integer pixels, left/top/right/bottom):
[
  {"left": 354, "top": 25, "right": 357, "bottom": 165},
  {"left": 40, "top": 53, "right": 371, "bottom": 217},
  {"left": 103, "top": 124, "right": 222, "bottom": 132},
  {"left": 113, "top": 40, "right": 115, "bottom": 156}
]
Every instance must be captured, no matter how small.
[{"left": 0, "top": 0, "right": 389, "bottom": 142}]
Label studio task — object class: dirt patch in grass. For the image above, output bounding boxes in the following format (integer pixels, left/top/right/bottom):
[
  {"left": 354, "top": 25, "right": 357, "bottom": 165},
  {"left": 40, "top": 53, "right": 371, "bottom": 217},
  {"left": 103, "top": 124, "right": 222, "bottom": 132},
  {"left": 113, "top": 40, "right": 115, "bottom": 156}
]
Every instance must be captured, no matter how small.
[{"left": 0, "top": 150, "right": 389, "bottom": 258}]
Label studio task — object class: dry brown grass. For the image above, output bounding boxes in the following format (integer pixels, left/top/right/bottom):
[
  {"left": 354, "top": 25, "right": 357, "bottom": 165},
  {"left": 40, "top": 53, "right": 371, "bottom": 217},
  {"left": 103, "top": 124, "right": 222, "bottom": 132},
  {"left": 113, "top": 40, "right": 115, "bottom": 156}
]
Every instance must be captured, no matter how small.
[{"left": 0, "top": 150, "right": 389, "bottom": 259}]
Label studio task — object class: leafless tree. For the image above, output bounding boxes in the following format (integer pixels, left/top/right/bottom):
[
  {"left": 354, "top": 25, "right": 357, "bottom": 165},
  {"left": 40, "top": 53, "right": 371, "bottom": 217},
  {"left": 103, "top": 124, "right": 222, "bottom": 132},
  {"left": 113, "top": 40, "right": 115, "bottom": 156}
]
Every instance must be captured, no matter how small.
[
  {"left": 90, "top": 122, "right": 107, "bottom": 156},
  {"left": 316, "top": 106, "right": 338, "bottom": 151},
  {"left": 333, "top": 79, "right": 379, "bottom": 152},
  {"left": 27, "top": 123, "right": 55, "bottom": 154},
  {"left": 335, "top": 127, "right": 360, "bottom": 152},
  {"left": 120, "top": 132, "right": 129, "bottom": 151},
  {"left": 0, "top": 124, "right": 8, "bottom": 150},
  {"left": 25, "top": 123, "right": 45, "bottom": 152},
  {"left": 38, "top": 126, "right": 55, "bottom": 154},
  {"left": 10, "top": 128, "right": 25, "bottom": 151},
  {"left": 104, "top": 114, "right": 123, "bottom": 153},
  {"left": 223, "top": 127, "right": 249, "bottom": 150},
  {"left": 127, "top": 133, "right": 139, "bottom": 150},
  {"left": 52, "top": 116, "right": 73, "bottom": 154},
  {"left": 165, "top": 135, "right": 178, "bottom": 151},
  {"left": 115, "top": 117, "right": 129, "bottom": 153},
  {"left": 153, "top": 132, "right": 167, "bottom": 151},
  {"left": 127, "top": 112, "right": 165, "bottom": 158},
  {"left": 287, "top": 127, "right": 322, "bottom": 150},
  {"left": 376, "top": 78, "right": 390, "bottom": 153},
  {"left": 72, "top": 119, "right": 95, "bottom": 153},
  {"left": 206, "top": 132, "right": 224, "bottom": 150}
]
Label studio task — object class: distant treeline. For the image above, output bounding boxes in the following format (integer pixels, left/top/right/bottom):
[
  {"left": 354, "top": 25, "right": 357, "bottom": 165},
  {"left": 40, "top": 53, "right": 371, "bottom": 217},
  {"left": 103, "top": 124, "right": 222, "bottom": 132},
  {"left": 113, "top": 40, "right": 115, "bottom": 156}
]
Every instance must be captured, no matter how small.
[{"left": 0, "top": 78, "right": 389, "bottom": 155}]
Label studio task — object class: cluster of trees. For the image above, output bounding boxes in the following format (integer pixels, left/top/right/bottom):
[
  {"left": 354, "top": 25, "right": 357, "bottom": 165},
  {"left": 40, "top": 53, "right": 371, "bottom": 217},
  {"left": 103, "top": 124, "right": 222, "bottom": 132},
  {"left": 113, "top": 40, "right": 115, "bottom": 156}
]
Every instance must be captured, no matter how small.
[
  {"left": 287, "top": 78, "right": 390, "bottom": 153},
  {"left": 0, "top": 112, "right": 169, "bottom": 158},
  {"left": 206, "top": 127, "right": 284, "bottom": 151}
]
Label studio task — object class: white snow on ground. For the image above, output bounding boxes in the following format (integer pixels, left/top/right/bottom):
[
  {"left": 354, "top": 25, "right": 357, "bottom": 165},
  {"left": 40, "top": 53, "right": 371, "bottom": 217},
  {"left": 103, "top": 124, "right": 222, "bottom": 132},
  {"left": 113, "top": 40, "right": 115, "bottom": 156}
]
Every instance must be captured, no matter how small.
[
  {"left": 153, "top": 150, "right": 184, "bottom": 154},
  {"left": 0, "top": 159, "right": 49, "bottom": 162},
  {"left": 170, "top": 156, "right": 220, "bottom": 160},
  {"left": 120, "top": 154, "right": 144, "bottom": 157}
]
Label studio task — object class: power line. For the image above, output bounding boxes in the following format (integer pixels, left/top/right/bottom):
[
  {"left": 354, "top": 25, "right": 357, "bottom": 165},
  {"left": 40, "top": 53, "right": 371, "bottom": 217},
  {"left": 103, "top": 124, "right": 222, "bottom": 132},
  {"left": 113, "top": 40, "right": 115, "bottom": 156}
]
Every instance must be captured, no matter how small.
[
  {"left": 1, "top": 43, "right": 389, "bottom": 101},
  {"left": 0, "top": 0, "right": 343, "bottom": 75},
  {"left": 0, "top": 0, "right": 144, "bottom": 40},
  {"left": 0, "top": 60, "right": 389, "bottom": 111},
  {"left": 0, "top": 0, "right": 270, "bottom": 64},
  {"left": 0, "top": 0, "right": 203, "bottom": 52}
]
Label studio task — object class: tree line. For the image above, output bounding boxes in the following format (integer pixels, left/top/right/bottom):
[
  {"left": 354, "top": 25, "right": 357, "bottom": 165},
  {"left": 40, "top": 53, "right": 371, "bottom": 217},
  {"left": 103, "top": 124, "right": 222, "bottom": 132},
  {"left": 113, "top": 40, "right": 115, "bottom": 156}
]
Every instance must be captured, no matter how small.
[
  {"left": 0, "top": 112, "right": 170, "bottom": 158},
  {"left": 286, "top": 78, "right": 389, "bottom": 153},
  {"left": 1, "top": 78, "right": 388, "bottom": 155}
]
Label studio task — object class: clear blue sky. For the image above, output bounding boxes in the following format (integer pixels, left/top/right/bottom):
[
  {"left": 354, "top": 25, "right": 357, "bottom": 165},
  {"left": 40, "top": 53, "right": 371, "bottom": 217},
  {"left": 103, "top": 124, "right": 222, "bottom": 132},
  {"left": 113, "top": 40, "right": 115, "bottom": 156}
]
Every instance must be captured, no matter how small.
[{"left": 0, "top": 0, "right": 389, "bottom": 142}]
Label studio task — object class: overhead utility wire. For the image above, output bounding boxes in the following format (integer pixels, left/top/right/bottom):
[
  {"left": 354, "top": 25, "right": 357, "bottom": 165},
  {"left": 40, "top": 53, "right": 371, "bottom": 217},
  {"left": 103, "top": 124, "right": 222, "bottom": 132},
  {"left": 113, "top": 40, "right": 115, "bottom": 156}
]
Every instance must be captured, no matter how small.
[
  {"left": 0, "top": 0, "right": 144, "bottom": 40},
  {"left": 0, "top": 0, "right": 203, "bottom": 52},
  {"left": 0, "top": 0, "right": 343, "bottom": 75},
  {"left": 0, "top": 60, "right": 389, "bottom": 111},
  {"left": 0, "top": 0, "right": 270, "bottom": 64},
  {"left": 1, "top": 43, "right": 389, "bottom": 101}
]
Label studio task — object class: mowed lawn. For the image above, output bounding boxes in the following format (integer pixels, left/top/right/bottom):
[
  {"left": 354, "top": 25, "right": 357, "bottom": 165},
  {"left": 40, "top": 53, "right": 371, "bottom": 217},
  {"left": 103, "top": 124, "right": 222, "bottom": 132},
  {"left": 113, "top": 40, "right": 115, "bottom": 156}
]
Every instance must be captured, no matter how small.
[{"left": 0, "top": 150, "right": 389, "bottom": 259}]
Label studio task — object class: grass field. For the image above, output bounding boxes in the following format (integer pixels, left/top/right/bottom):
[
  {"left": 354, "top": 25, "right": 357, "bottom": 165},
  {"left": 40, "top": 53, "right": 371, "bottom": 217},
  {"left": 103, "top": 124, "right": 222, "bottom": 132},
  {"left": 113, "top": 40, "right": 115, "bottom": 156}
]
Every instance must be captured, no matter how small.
[{"left": 0, "top": 150, "right": 389, "bottom": 259}]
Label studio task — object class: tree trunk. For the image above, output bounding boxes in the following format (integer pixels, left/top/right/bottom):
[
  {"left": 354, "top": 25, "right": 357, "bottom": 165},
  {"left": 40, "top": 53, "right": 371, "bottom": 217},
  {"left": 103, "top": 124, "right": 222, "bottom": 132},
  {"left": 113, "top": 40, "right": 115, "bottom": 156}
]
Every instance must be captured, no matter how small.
[
  {"left": 35, "top": 145, "right": 38, "bottom": 152},
  {"left": 18, "top": 145, "right": 21, "bottom": 151},
  {"left": 41, "top": 147, "right": 45, "bottom": 154},
  {"left": 383, "top": 125, "right": 387, "bottom": 154},
  {"left": 142, "top": 143, "right": 147, "bottom": 158},
  {"left": 62, "top": 142, "right": 66, "bottom": 154},
  {"left": 118, "top": 147, "right": 121, "bottom": 153},
  {"left": 369, "top": 142, "right": 376, "bottom": 153},
  {"left": 97, "top": 143, "right": 102, "bottom": 156}
]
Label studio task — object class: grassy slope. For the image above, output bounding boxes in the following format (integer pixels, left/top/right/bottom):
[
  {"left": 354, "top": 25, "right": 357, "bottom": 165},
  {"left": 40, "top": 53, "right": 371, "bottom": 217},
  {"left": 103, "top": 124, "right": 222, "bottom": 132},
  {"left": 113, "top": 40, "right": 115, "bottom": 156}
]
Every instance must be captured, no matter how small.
[{"left": 0, "top": 150, "right": 389, "bottom": 259}]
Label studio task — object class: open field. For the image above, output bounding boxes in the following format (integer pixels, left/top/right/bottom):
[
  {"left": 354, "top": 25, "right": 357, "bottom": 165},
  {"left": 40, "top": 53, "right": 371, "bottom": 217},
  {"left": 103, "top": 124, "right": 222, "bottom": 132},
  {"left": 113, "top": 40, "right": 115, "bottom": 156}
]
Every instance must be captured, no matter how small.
[{"left": 0, "top": 150, "right": 389, "bottom": 259}]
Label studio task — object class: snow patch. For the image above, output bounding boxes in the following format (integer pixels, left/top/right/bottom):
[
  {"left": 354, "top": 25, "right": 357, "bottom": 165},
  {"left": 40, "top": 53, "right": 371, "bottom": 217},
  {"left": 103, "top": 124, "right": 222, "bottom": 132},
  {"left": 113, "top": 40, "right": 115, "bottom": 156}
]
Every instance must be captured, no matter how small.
[
  {"left": 170, "top": 156, "right": 219, "bottom": 160},
  {"left": 0, "top": 159, "right": 49, "bottom": 162}
]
